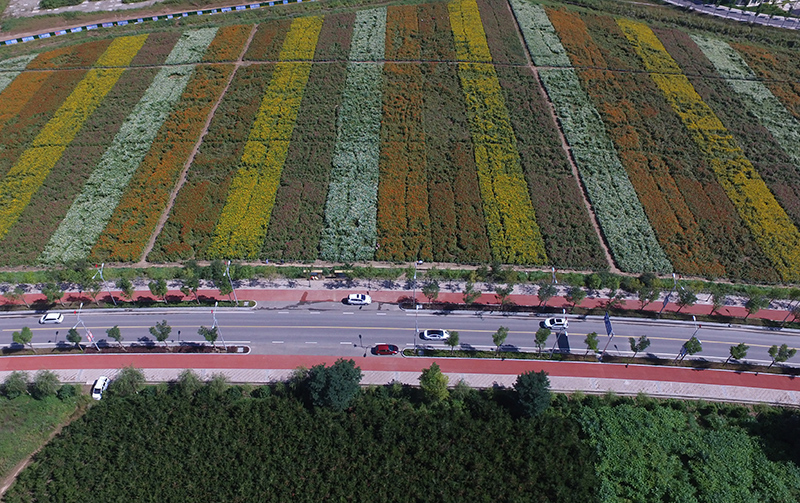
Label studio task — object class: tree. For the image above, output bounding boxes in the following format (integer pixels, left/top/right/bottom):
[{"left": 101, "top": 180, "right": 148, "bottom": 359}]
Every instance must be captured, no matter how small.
[
  {"left": 419, "top": 362, "right": 449, "bottom": 402},
  {"left": 198, "top": 326, "right": 218, "bottom": 348},
  {"left": 12, "top": 326, "right": 34, "bottom": 353},
  {"left": 535, "top": 327, "right": 551, "bottom": 354},
  {"left": 180, "top": 273, "right": 201, "bottom": 304},
  {"left": 637, "top": 285, "right": 659, "bottom": 311},
  {"left": 116, "top": 277, "right": 134, "bottom": 301},
  {"left": 768, "top": 344, "right": 797, "bottom": 369},
  {"left": 41, "top": 282, "right": 65, "bottom": 307},
  {"left": 678, "top": 336, "right": 702, "bottom": 362},
  {"left": 744, "top": 291, "right": 768, "bottom": 319},
  {"left": 676, "top": 287, "right": 697, "bottom": 313},
  {"left": 218, "top": 279, "right": 233, "bottom": 300},
  {"left": 3, "top": 371, "right": 29, "bottom": 399},
  {"left": 710, "top": 286, "right": 727, "bottom": 315},
  {"left": 565, "top": 286, "right": 586, "bottom": 312},
  {"left": 174, "top": 369, "right": 203, "bottom": 397},
  {"left": 445, "top": 330, "right": 460, "bottom": 354},
  {"left": 307, "top": 358, "right": 363, "bottom": 411},
  {"left": 31, "top": 370, "right": 60, "bottom": 400},
  {"left": 628, "top": 335, "right": 651, "bottom": 358},
  {"left": 462, "top": 281, "right": 481, "bottom": 305},
  {"left": 537, "top": 283, "right": 556, "bottom": 307},
  {"left": 106, "top": 325, "right": 124, "bottom": 351},
  {"left": 149, "top": 319, "right": 172, "bottom": 350},
  {"left": 421, "top": 280, "right": 440, "bottom": 303},
  {"left": 585, "top": 273, "right": 602, "bottom": 292},
  {"left": 148, "top": 279, "right": 168, "bottom": 303},
  {"left": 492, "top": 326, "right": 509, "bottom": 354},
  {"left": 495, "top": 284, "right": 514, "bottom": 310},
  {"left": 584, "top": 332, "right": 599, "bottom": 356},
  {"left": 514, "top": 370, "right": 551, "bottom": 417},
  {"left": 110, "top": 366, "right": 145, "bottom": 396},
  {"left": 725, "top": 342, "right": 749, "bottom": 365},
  {"left": 66, "top": 328, "right": 82, "bottom": 351}
]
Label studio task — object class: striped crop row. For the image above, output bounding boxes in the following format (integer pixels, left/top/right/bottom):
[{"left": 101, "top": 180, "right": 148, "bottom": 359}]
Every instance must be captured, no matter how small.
[
  {"left": 0, "top": 35, "right": 147, "bottom": 243},
  {"left": 320, "top": 8, "right": 386, "bottom": 261},
  {"left": 40, "top": 29, "right": 217, "bottom": 264},
  {"left": 512, "top": 1, "right": 670, "bottom": 273},
  {"left": 0, "top": 55, "right": 36, "bottom": 94},
  {"left": 207, "top": 17, "right": 322, "bottom": 259},
  {"left": 618, "top": 19, "right": 800, "bottom": 282},
  {"left": 449, "top": 0, "right": 547, "bottom": 265}
]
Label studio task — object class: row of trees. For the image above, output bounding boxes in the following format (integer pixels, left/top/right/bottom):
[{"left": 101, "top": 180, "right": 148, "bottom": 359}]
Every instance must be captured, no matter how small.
[{"left": 2, "top": 369, "right": 77, "bottom": 400}]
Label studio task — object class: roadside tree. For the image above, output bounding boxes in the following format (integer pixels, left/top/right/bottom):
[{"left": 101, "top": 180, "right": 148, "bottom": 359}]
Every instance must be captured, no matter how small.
[
  {"left": 537, "top": 283, "right": 556, "bottom": 307},
  {"left": 492, "top": 326, "right": 509, "bottom": 354},
  {"left": 535, "top": 327, "right": 551, "bottom": 355},
  {"left": 107, "top": 325, "right": 124, "bottom": 351},
  {"left": 307, "top": 358, "right": 363, "bottom": 411},
  {"left": 149, "top": 320, "right": 172, "bottom": 350},
  {"left": 148, "top": 279, "right": 168, "bottom": 303},
  {"left": 12, "top": 326, "right": 34, "bottom": 353},
  {"left": 445, "top": 330, "right": 460, "bottom": 354},
  {"left": 3, "top": 371, "right": 29, "bottom": 399},
  {"left": 199, "top": 326, "right": 218, "bottom": 348},
  {"left": 725, "top": 342, "right": 749, "bottom": 365},
  {"left": 565, "top": 286, "right": 586, "bottom": 312},
  {"left": 116, "top": 277, "right": 134, "bottom": 301},
  {"left": 422, "top": 281, "right": 440, "bottom": 303},
  {"left": 629, "top": 335, "right": 651, "bottom": 358},
  {"left": 676, "top": 287, "right": 697, "bottom": 313},
  {"left": 66, "top": 328, "right": 82, "bottom": 351},
  {"left": 584, "top": 332, "right": 599, "bottom": 356},
  {"left": 31, "top": 370, "right": 60, "bottom": 399},
  {"left": 462, "top": 282, "right": 481, "bottom": 305},
  {"left": 768, "top": 344, "right": 797, "bottom": 369},
  {"left": 419, "top": 362, "right": 449, "bottom": 402},
  {"left": 110, "top": 366, "right": 145, "bottom": 396},
  {"left": 514, "top": 370, "right": 551, "bottom": 417}
]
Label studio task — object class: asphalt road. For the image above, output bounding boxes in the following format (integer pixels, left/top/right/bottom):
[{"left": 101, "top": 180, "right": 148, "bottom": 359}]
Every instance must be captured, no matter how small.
[{"left": 2, "top": 302, "right": 799, "bottom": 366}]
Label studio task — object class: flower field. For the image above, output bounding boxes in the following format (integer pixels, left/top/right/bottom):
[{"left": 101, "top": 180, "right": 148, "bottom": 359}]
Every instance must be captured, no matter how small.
[{"left": 0, "top": 0, "right": 800, "bottom": 281}]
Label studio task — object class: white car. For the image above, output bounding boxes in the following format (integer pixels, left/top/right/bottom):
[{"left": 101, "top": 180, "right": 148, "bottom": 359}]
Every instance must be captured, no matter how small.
[
  {"left": 347, "top": 293, "right": 372, "bottom": 306},
  {"left": 419, "top": 329, "right": 450, "bottom": 341},
  {"left": 91, "top": 376, "right": 110, "bottom": 400},
  {"left": 541, "top": 317, "right": 569, "bottom": 330},
  {"left": 39, "top": 312, "right": 64, "bottom": 324}
]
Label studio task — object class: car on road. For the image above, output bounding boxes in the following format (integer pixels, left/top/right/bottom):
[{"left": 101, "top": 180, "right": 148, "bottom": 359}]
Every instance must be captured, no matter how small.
[
  {"left": 39, "top": 312, "right": 64, "bottom": 324},
  {"left": 346, "top": 293, "right": 372, "bottom": 306},
  {"left": 541, "top": 317, "right": 569, "bottom": 330},
  {"left": 419, "top": 329, "right": 450, "bottom": 341},
  {"left": 374, "top": 344, "right": 399, "bottom": 355},
  {"left": 91, "top": 376, "right": 110, "bottom": 400}
]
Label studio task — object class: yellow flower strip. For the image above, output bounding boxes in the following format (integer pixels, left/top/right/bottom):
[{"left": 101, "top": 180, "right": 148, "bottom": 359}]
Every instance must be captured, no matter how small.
[
  {"left": 448, "top": 0, "right": 547, "bottom": 264},
  {"left": 618, "top": 19, "right": 800, "bottom": 281},
  {"left": 0, "top": 35, "right": 146, "bottom": 242},
  {"left": 208, "top": 17, "right": 322, "bottom": 259},
  {"left": 448, "top": 0, "right": 492, "bottom": 62}
]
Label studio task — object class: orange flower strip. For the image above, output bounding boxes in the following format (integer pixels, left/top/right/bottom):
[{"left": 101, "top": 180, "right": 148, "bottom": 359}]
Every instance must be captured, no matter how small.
[
  {"left": 549, "top": 9, "right": 721, "bottom": 277},
  {"left": 619, "top": 19, "right": 800, "bottom": 282},
  {"left": 26, "top": 39, "right": 113, "bottom": 70},
  {"left": 203, "top": 25, "right": 253, "bottom": 63},
  {"left": 0, "top": 35, "right": 146, "bottom": 243},
  {"left": 91, "top": 64, "right": 234, "bottom": 263},
  {"left": 208, "top": 17, "right": 323, "bottom": 260}
]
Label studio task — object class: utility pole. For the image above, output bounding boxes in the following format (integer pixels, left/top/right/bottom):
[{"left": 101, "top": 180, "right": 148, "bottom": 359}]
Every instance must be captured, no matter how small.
[{"left": 225, "top": 260, "right": 238, "bottom": 305}]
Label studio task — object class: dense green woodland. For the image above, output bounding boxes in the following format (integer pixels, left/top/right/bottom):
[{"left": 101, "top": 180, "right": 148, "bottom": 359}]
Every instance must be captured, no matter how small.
[{"left": 6, "top": 378, "right": 800, "bottom": 503}]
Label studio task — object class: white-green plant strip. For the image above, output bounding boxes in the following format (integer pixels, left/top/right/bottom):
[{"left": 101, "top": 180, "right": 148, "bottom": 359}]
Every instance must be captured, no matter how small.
[
  {"left": 692, "top": 34, "right": 800, "bottom": 170},
  {"left": 320, "top": 8, "right": 386, "bottom": 261},
  {"left": 509, "top": 0, "right": 671, "bottom": 273},
  {"left": 0, "top": 55, "right": 36, "bottom": 94},
  {"left": 40, "top": 28, "right": 217, "bottom": 264}
]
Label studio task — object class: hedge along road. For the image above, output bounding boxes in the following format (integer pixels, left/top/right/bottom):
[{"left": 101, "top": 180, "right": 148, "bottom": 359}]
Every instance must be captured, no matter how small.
[{"left": 1, "top": 301, "right": 799, "bottom": 366}]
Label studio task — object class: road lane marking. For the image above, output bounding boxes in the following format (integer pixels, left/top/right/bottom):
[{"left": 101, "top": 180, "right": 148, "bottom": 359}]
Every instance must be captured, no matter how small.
[
  {"left": 278, "top": 311, "right": 290, "bottom": 314},
  {"left": 343, "top": 312, "right": 354, "bottom": 315},
  {"left": 340, "top": 341, "right": 351, "bottom": 345},
  {"left": 305, "top": 341, "right": 317, "bottom": 344},
  {"left": 376, "top": 312, "right": 386, "bottom": 315},
  {"left": 272, "top": 341, "right": 284, "bottom": 344}
]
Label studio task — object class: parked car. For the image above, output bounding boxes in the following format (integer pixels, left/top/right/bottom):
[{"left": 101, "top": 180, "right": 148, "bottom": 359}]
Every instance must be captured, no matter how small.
[
  {"left": 419, "top": 329, "right": 450, "bottom": 341},
  {"left": 39, "top": 312, "right": 64, "bottom": 324},
  {"left": 541, "top": 317, "right": 569, "bottom": 330},
  {"left": 91, "top": 376, "right": 110, "bottom": 400},
  {"left": 374, "top": 344, "right": 399, "bottom": 355},
  {"left": 347, "top": 293, "right": 372, "bottom": 306}
]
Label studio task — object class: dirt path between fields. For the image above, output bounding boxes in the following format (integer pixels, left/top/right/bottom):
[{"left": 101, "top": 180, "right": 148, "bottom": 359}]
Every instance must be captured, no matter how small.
[
  {"left": 136, "top": 23, "right": 259, "bottom": 266},
  {"left": 502, "top": 0, "right": 620, "bottom": 274}
]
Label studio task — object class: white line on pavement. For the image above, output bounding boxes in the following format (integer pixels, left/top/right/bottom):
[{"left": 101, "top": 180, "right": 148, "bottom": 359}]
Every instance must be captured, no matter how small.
[
  {"left": 272, "top": 341, "right": 284, "bottom": 344},
  {"left": 340, "top": 341, "right": 351, "bottom": 345}
]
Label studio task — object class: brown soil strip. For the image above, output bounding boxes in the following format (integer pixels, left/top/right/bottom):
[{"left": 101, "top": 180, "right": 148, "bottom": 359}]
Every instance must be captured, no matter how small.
[{"left": 136, "top": 24, "right": 259, "bottom": 266}]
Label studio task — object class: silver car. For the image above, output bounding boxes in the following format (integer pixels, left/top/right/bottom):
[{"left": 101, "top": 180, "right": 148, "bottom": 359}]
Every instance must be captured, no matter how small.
[
  {"left": 419, "top": 329, "right": 450, "bottom": 341},
  {"left": 39, "top": 312, "right": 64, "bottom": 324},
  {"left": 347, "top": 294, "right": 372, "bottom": 306}
]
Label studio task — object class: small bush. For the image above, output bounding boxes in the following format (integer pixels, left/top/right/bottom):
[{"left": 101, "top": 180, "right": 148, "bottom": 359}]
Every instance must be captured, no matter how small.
[
  {"left": 57, "top": 384, "right": 78, "bottom": 400},
  {"left": 39, "top": 0, "right": 83, "bottom": 9},
  {"left": 3, "top": 371, "right": 29, "bottom": 399},
  {"left": 31, "top": 370, "right": 60, "bottom": 400}
]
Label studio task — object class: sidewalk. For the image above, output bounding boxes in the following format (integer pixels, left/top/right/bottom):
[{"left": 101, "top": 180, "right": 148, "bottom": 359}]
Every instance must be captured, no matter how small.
[{"left": 2, "top": 353, "right": 799, "bottom": 406}]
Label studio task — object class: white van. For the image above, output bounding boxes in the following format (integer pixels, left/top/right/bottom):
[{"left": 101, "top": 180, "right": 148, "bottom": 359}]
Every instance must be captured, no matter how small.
[{"left": 91, "top": 376, "right": 109, "bottom": 400}]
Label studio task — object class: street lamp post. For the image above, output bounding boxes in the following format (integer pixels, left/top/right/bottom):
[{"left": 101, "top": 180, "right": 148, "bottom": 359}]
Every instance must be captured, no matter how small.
[
  {"left": 92, "top": 263, "right": 117, "bottom": 307},
  {"left": 225, "top": 260, "right": 238, "bottom": 305},
  {"left": 412, "top": 260, "right": 423, "bottom": 352},
  {"left": 212, "top": 301, "right": 228, "bottom": 350}
]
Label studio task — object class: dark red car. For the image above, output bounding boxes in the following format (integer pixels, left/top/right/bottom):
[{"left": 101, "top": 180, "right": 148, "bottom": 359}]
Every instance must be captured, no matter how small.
[{"left": 374, "top": 344, "right": 399, "bottom": 355}]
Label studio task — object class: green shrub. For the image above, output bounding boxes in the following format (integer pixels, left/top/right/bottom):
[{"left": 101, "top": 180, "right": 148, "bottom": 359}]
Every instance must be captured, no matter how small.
[{"left": 3, "top": 371, "right": 29, "bottom": 399}]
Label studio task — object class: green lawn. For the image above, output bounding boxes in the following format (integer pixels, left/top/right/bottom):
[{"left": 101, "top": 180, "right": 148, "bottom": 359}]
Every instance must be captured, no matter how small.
[{"left": 0, "top": 394, "right": 85, "bottom": 481}]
